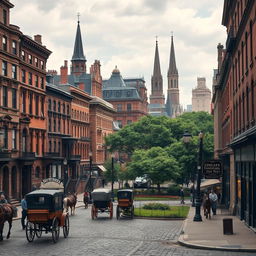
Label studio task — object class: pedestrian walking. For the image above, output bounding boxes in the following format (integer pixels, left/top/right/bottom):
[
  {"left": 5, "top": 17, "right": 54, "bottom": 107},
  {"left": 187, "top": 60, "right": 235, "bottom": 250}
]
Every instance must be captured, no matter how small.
[
  {"left": 180, "top": 188, "right": 185, "bottom": 204},
  {"left": 209, "top": 190, "right": 218, "bottom": 215},
  {"left": 21, "top": 196, "right": 27, "bottom": 230},
  {"left": 0, "top": 194, "right": 7, "bottom": 204}
]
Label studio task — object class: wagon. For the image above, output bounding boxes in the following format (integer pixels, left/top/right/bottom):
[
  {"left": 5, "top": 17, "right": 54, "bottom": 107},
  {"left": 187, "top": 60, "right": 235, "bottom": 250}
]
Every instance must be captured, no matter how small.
[
  {"left": 91, "top": 188, "right": 113, "bottom": 219},
  {"left": 25, "top": 189, "right": 69, "bottom": 243},
  {"left": 116, "top": 189, "right": 134, "bottom": 219}
]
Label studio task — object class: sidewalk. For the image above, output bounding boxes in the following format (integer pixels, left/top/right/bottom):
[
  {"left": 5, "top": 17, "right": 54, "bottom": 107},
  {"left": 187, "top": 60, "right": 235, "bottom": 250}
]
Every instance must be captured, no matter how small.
[
  {"left": 179, "top": 206, "right": 256, "bottom": 252},
  {"left": 14, "top": 193, "right": 85, "bottom": 220}
]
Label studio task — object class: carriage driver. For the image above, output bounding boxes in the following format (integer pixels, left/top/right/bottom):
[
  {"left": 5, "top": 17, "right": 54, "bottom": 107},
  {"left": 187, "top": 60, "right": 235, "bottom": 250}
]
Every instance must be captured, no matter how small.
[{"left": 0, "top": 194, "right": 7, "bottom": 204}]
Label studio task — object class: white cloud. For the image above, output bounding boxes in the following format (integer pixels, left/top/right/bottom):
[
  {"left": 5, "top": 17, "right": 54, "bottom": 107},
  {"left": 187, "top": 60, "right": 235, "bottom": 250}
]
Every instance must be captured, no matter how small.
[{"left": 11, "top": 0, "right": 226, "bottom": 107}]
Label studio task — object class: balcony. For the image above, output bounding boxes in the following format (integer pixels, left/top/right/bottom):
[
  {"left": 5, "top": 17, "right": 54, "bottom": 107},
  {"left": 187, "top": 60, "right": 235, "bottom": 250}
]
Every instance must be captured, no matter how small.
[
  {"left": 226, "top": 26, "right": 236, "bottom": 53},
  {"left": 20, "top": 152, "right": 36, "bottom": 160},
  {"left": 68, "top": 155, "right": 81, "bottom": 161},
  {"left": 0, "top": 151, "right": 11, "bottom": 161},
  {"left": 44, "top": 152, "right": 62, "bottom": 159}
]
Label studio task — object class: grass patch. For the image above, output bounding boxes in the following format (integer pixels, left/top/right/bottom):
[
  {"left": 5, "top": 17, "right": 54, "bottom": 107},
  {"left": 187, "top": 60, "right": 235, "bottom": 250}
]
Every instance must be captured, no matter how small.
[
  {"left": 134, "top": 196, "right": 190, "bottom": 201},
  {"left": 134, "top": 206, "right": 189, "bottom": 218}
]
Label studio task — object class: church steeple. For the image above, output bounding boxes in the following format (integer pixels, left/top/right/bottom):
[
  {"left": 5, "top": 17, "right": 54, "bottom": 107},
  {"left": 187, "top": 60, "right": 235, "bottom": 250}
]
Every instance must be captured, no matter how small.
[
  {"left": 153, "top": 39, "right": 162, "bottom": 78},
  {"left": 168, "top": 35, "right": 178, "bottom": 75},
  {"left": 71, "top": 16, "right": 86, "bottom": 76}
]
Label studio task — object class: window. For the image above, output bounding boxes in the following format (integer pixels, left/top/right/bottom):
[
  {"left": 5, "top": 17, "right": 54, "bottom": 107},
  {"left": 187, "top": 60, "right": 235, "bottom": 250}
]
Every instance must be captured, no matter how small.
[
  {"left": 21, "top": 69, "right": 26, "bottom": 83},
  {"left": 127, "top": 120, "right": 132, "bottom": 124},
  {"left": 127, "top": 103, "right": 132, "bottom": 111},
  {"left": 54, "top": 119, "right": 56, "bottom": 132},
  {"left": 2, "top": 60, "right": 7, "bottom": 76},
  {"left": 28, "top": 54, "right": 32, "bottom": 64},
  {"left": 58, "top": 119, "right": 60, "bottom": 132},
  {"left": 3, "top": 86, "right": 7, "bottom": 107},
  {"left": 2, "top": 36, "right": 7, "bottom": 51},
  {"left": 41, "top": 60, "right": 44, "bottom": 70},
  {"left": 28, "top": 72, "right": 32, "bottom": 85},
  {"left": 35, "top": 75, "right": 39, "bottom": 87},
  {"left": 3, "top": 9, "right": 7, "bottom": 25},
  {"left": 36, "top": 133, "right": 39, "bottom": 155},
  {"left": 35, "top": 95, "right": 39, "bottom": 115},
  {"left": 53, "top": 101, "right": 56, "bottom": 111},
  {"left": 29, "top": 92, "right": 33, "bottom": 114},
  {"left": 40, "top": 77, "right": 44, "bottom": 89},
  {"left": 12, "top": 41, "right": 17, "bottom": 55},
  {"left": 58, "top": 141, "right": 61, "bottom": 153},
  {"left": 67, "top": 105, "right": 70, "bottom": 115},
  {"left": 35, "top": 167, "right": 40, "bottom": 178},
  {"left": 49, "top": 118, "right": 52, "bottom": 132},
  {"left": 12, "top": 129, "right": 16, "bottom": 149},
  {"left": 21, "top": 50, "right": 25, "bottom": 61},
  {"left": 245, "top": 32, "right": 248, "bottom": 70},
  {"left": 250, "top": 20, "right": 253, "bottom": 62},
  {"left": 54, "top": 141, "right": 56, "bottom": 152},
  {"left": 12, "top": 88, "right": 17, "bottom": 109},
  {"left": 117, "top": 104, "right": 122, "bottom": 112},
  {"left": 49, "top": 141, "right": 52, "bottom": 152},
  {"left": 35, "top": 57, "right": 38, "bottom": 67},
  {"left": 41, "top": 97, "right": 44, "bottom": 117},
  {"left": 63, "top": 103, "right": 65, "bottom": 114},
  {"left": 117, "top": 120, "right": 122, "bottom": 128},
  {"left": 48, "top": 99, "right": 51, "bottom": 110},
  {"left": 22, "top": 91, "right": 26, "bottom": 113},
  {"left": 12, "top": 64, "right": 17, "bottom": 79},
  {"left": 3, "top": 126, "right": 8, "bottom": 149},
  {"left": 58, "top": 102, "right": 61, "bottom": 112}
]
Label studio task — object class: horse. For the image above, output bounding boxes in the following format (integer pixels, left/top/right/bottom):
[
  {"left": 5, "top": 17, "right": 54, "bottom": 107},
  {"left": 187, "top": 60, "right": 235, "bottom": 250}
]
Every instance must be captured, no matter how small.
[
  {"left": 0, "top": 204, "right": 15, "bottom": 241},
  {"left": 203, "top": 194, "right": 211, "bottom": 219},
  {"left": 63, "top": 193, "right": 77, "bottom": 215}
]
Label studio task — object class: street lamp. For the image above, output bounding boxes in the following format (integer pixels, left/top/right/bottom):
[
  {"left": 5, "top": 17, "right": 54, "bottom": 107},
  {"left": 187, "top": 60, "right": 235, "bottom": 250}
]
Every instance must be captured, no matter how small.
[
  {"left": 63, "top": 158, "right": 68, "bottom": 195},
  {"left": 111, "top": 153, "right": 115, "bottom": 201},
  {"left": 89, "top": 151, "right": 93, "bottom": 192},
  {"left": 182, "top": 131, "right": 195, "bottom": 207},
  {"left": 193, "top": 131, "right": 203, "bottom": 222}
]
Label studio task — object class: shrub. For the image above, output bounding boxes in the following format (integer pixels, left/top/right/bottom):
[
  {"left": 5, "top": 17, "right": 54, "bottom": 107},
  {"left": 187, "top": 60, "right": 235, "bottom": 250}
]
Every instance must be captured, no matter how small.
[
  {"left": 142, "top": 203, "right": 171, "bottom": 210},
  {"left": 166, "top": 185, "right": 181, "bottom": 196}
]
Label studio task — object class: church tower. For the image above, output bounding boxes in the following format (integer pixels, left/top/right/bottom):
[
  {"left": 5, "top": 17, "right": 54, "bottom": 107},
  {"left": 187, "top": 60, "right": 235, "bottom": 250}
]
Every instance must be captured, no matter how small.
[
  {"left": 166, "top": 35, "right": 182, "bottom": 117},
  {"left": 71, "top": 18, "right": 86, "bottom": 76},
  {"left": 149, "top": 39, "right": 166, "bottom": 116}
]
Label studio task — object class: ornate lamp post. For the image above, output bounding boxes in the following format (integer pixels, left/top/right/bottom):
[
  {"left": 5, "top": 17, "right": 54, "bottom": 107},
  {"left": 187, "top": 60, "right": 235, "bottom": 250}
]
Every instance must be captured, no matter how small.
[
  {"left": 89, "top": 151, "right": 93, "bottom": 192},
  {"left": 111, "top": 153, "right": 115, "bottom": 201},
  {"left": 193, "top": 131, "right": 203, "bottom": 222},
  {"left": 63, "top": 158, "right": 68, "bottom": 195}
]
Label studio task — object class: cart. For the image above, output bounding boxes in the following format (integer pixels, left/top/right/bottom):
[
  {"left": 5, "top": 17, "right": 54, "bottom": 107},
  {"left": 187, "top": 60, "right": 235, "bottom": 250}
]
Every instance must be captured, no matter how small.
[
  {"left": 25, "top": 189, "right": 69, "bottom": 243},
  {"left": 91, "top": 188, "right": 113, "bottom": 219},
  {"left": 116, "top": 189, "right": 134, "bottom": 219}
]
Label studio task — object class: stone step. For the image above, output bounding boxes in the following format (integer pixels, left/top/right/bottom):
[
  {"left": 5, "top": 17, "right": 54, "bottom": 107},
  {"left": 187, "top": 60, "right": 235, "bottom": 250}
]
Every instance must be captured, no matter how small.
[{"left": 9, "top": 198, "right": 21, "bottom": 207}]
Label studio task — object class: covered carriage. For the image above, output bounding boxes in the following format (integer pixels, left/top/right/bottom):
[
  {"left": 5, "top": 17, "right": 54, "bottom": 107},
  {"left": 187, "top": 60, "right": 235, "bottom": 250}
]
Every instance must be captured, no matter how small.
[
  {"left": 116, "top": 189, "right": 134, "bottom": 219},
  {"left": 91, "top": 188, "right": 113, "bottom": 219},
  {"left": 25, "top": 189, "right": 69, "bottom": 243}
]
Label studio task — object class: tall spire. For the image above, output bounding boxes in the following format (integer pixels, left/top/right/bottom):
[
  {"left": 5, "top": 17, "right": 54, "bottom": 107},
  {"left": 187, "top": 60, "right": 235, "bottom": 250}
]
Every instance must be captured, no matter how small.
[
  {"left": 153, "top": 38, "right": 162, "bottom": 77},
  {"left": 72, "top": 17, "right": 86, "bottom": 61},
  {"left": 168, "top": 35, "right": 178, "bottom": 75}
]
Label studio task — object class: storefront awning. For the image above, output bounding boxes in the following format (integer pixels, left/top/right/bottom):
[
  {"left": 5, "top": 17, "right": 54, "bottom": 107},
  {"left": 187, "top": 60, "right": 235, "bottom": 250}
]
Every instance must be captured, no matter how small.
[
  {"left": 200, "top": 179, "right": 221, "bottom": 189},
  {"left": 97, "top": 165, "right": 107, "bottom": 172}
]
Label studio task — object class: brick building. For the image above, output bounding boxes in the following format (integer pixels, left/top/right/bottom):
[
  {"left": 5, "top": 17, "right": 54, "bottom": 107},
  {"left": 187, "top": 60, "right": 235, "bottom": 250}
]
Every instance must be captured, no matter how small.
[
  {"left": 0, "top": 0, "right": 51, "bottom": 199},
  {"left": 103, "top": 67, "right": 148, "bottom": 128},
  {"left": 213, "top": 0, "right": 256, "bottom": 228}
]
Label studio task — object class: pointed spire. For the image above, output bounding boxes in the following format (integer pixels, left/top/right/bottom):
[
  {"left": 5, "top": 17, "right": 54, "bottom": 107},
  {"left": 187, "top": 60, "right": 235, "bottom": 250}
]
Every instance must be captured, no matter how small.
[
  {"left": 153, "top": 37, "right": 162, "bottom": 77},
  {"left": 72, "top": 17, "right": 86, "bottom": 61},
  {"left": 168, "top": 34, "right": 178, "bottom": 75}
]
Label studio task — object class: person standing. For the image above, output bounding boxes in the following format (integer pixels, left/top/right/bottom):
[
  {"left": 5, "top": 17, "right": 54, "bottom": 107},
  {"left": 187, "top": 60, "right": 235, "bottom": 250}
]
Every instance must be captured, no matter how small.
[
  {"left": 0, "top": 194, "right": 7, "bottom": 204},
  {"left": 209, "top": 190, "right": 218, "bottom": 215},
  {"left": 180, "top": 188, "right": 185, "bottom": 204},
  {"left": 21, "top": 197, "right": 27, "bottom": 230}
]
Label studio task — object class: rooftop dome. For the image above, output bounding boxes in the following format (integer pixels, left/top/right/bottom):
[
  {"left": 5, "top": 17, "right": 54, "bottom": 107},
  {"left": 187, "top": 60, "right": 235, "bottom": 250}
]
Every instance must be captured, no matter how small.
[{"left": 112, "top": 65, "right": 120, "bottom": 74}]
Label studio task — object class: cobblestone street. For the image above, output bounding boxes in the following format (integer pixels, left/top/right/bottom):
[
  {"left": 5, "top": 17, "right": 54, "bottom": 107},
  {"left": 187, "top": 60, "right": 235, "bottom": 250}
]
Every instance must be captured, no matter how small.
[{"left": 0, "top": 206, "right": 255, "bottom": 256}]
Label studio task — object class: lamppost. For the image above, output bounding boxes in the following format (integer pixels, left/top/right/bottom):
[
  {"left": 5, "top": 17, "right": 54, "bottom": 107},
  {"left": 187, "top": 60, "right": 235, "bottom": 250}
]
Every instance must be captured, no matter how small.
[
  {"left": 111, "top": 153, "right": 114, "bottom": 201},
  {"left": 89, "top": 151, "right": 93, "bottom": 192},
  {"left": 193, "top": 131, "right": 203, "bottom": 222},
  {"left": 63, "top": 158, "right": 68, "bottom": 195},
  {"left": 182, "top": 131, "right": 195, "bottom": 206}
]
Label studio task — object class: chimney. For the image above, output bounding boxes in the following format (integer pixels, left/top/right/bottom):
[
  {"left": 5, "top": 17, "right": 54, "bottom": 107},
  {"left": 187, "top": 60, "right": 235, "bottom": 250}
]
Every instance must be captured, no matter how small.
[
  {"left": 217, "top": 43, "right": 224, "bottom": 73},
  {"left": 34, "top": 34, "right": 42, "bottom": 44},
  {"left": 60, "top": 60, "right": 68, "bottom": 84}
]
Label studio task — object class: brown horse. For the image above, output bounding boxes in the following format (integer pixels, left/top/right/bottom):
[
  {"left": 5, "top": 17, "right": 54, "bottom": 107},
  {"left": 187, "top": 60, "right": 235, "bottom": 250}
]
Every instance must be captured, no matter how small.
[
  {"left": 63, "top": 193, "right": 77, "bottom": 215},
  {"left": 203, "top": 194, "right": 211, "bottom": 219},
  {"left": 0, "top": 204, "right": 14, "bottom": 241}
]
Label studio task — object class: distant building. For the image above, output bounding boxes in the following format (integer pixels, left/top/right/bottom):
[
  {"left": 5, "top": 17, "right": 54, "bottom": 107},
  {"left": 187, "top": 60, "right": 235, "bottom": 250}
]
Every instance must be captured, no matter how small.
[
  {"left": 103, "top": 67, "right": 148, "bottom": 128},
  {"left": 186, "top": 105, "right": 192, "bottom": 112},
  {"left": 192, "top": 77, "right": 211, "bottom": 113}
]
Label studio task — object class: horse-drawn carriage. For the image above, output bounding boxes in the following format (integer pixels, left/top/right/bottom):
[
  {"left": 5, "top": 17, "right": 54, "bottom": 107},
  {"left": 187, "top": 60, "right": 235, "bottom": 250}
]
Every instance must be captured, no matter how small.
[
  {"left": 116, "top": 189, "right": 134, "bottom": 219},
  {"left": 91, "top": 188, "right": 113, "bottom": 219},
  {"left": 25, "top": 189, "right": 69, "bottom": 243}
]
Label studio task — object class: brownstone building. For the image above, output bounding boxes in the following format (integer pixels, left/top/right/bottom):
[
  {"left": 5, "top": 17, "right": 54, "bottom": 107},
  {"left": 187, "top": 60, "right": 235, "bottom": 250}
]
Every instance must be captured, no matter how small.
[
  {"left": 213, "top": 0, "right": 256, "bottom": 228},
  {"left": 0, "top": 0, "right": 51, "bottom": 200}
]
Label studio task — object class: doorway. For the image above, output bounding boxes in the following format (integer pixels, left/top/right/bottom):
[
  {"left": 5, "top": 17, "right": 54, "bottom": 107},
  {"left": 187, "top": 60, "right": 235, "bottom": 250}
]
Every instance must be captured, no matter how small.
[{"left": 22, "top": 166, "right": 31, "bottom": 197}]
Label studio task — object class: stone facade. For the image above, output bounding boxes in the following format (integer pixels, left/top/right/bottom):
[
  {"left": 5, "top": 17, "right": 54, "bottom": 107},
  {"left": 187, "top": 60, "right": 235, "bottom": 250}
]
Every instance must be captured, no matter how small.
[{"left": 192, "top": 77, "right": 211, "bottom": 113}]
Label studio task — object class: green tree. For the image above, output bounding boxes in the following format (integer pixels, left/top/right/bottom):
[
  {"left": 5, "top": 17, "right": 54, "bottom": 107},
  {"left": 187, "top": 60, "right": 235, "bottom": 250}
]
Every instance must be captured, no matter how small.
[{"left": 103, "top": 159, "right": 121, "bottom": 183}]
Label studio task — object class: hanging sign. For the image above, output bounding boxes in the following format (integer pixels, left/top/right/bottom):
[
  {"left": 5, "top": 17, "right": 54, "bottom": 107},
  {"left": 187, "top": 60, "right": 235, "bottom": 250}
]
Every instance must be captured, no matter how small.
[{"left": 203, "top": 160, "right": 222, "bottom": 179}]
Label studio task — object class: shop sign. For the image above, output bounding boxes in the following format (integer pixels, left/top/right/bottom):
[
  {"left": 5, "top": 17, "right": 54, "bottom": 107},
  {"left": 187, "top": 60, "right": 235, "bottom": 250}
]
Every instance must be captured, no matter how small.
[{"left": 203, "top": 160, "right": 222, "bottom": 179}]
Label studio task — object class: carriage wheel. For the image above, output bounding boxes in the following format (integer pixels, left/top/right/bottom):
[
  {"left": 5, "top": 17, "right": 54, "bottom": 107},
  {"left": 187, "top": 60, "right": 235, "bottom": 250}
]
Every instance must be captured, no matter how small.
[
  {"left": 116, "top": 206, "right": 120, "bottom": 220},
  {"left": 26, "top": 222, "right": 35, "bottom": 242},
  {"left": 131, "top": 206, "right": 134, "bottom": 219},
  {"left": 63, "top": 214, "right": 70, "bottom": 238},
  {"left": 109, "top": 202, "right": 113, "bottom": 219},
  {"left": 35, "top": 224, "right": 42, "bottom": 238},
  {"left": 91, "top": 205, "right": 95, "bottom": 220},
  {"left": 52, "top": 217, "right": 60, "bottom": 243}
]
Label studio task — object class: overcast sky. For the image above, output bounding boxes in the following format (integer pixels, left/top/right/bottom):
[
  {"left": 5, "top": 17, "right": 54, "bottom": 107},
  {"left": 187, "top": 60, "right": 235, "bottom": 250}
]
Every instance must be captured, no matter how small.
[{"left": 11, "top": 0, "right": 226, "bottom": 108}]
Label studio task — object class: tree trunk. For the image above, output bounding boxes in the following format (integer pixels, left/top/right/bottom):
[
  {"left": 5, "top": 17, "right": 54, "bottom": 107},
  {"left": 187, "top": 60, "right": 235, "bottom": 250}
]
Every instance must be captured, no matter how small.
[{"left": 157, "top": 183, "right": 160, "bottom": 193}]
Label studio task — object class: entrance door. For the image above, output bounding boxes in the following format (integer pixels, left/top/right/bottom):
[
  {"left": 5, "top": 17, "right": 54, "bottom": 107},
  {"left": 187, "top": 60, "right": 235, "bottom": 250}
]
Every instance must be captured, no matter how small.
[
  {"left": 11, "top": 166, "right": 17, "bottom": 198},
  {"left": 22, "top": 166, "right": 31, "bottom": 197},
  {"left": 253, "top": 163, "right": 256, "bottom": 228},
  {"left": 3, "top": 166, "right": 9, "bottom": 196}
]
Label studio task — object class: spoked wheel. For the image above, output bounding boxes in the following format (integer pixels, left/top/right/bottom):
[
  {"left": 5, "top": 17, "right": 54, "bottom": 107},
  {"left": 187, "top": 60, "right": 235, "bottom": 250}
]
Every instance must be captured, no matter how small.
[
  {"left": 63, "top": 214, "right": 70, "bottom": 238},
  {"left": 109, "top": 202, "right": 113, "bottom": 219},
  {"left": 35, "top": 224, "right": 42, "bottom": 238},
  {"left": 131, "top": 205, "right": 134, "bottom": 219},
  {"left": 116, "top": 206, "right": 120, "bottom": 220},
  {"left": 26, "top": 221, "right": 35, "bottom": 242},
  {"left": 52, "top": 217, "right": 60, "bottom": 243}
]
